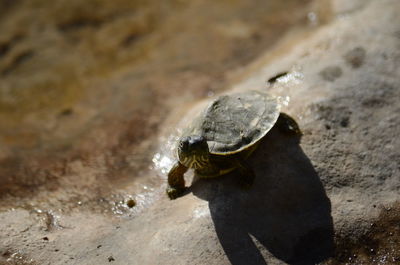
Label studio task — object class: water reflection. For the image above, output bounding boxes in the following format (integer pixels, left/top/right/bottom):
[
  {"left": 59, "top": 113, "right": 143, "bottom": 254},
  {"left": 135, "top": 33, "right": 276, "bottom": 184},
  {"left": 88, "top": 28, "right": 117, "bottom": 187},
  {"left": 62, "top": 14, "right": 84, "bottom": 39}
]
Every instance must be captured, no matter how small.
[{"left": 152, "top": 133, "right": 180, "bottom": 177}]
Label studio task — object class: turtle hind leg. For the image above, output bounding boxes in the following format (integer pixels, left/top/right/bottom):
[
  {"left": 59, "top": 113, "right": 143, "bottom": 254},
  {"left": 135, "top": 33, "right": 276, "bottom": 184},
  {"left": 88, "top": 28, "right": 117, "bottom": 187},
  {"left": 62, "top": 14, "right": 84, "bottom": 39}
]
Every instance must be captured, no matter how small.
[
  {"left": 167, "top": 162, "right": 188, "bottom": 200},
  {"left": 276, "top": 112, "right": 302, "bottom": 135},
  {"left": 235, "top": 156, "right": 256, "bottom": 189}
]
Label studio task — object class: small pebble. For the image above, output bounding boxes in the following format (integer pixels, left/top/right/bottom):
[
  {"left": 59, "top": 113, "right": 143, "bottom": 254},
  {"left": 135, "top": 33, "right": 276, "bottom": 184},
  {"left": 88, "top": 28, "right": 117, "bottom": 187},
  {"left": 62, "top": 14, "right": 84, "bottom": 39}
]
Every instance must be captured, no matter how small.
[{"left": 127, "top": 199, "right": 136, "bottom": 208}]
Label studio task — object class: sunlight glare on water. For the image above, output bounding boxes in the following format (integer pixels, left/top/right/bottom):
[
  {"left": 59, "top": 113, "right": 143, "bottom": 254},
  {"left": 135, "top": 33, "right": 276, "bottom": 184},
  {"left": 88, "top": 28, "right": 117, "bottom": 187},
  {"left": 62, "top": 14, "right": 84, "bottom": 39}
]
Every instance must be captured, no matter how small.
[
  {"left": 277, "top": 95, "right": 290, "bottom": 107},
  {"left": 109, "top": 191, "right": 158, "bottom": 217},
  {"left": 307, "top": 11, "right": 319, "bottom": 26},
  {"left": 151, "top": 132, "right": 181, "bottom": 177},
  {"left": 275, "top": 71, "right": 304, "bottom": 85},
  {"left": 6, "top": 250, "right": 35, "bottom": 265},
  {"left": 270, "top": 70, "right": 305, "bottom": 116}
]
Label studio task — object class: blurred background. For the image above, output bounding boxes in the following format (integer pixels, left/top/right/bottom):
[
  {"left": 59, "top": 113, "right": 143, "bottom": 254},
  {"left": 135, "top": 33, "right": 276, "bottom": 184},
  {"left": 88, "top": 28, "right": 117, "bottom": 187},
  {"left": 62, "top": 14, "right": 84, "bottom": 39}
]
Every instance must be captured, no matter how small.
[{"left": 0, "top": 0, "right": 329, "bottom": 212}]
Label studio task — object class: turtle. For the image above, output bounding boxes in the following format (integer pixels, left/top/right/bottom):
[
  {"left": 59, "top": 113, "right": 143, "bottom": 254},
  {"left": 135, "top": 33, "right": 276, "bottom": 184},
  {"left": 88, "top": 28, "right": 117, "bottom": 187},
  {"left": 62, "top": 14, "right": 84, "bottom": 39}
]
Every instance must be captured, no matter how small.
[{"left": 166, "top": 90, "right": 301, "bottom": 199}]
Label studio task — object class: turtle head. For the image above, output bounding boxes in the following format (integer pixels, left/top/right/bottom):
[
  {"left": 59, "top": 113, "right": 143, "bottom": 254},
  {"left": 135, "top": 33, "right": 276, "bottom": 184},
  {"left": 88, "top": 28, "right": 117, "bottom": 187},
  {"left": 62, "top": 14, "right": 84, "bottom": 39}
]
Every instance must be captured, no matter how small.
[{"left": 177, "top": 135, "right": 210, "bottom": 169}]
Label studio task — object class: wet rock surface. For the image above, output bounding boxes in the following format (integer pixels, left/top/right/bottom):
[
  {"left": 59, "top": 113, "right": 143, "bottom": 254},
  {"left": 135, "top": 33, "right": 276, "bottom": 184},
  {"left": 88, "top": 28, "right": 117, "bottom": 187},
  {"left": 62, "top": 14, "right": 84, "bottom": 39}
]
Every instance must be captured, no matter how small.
[
  {"left": 0, "top": 0, "right": 314, "bottom": 212},
  {"left": 1, "top": 0, "right": 400, "bottom": 264}
]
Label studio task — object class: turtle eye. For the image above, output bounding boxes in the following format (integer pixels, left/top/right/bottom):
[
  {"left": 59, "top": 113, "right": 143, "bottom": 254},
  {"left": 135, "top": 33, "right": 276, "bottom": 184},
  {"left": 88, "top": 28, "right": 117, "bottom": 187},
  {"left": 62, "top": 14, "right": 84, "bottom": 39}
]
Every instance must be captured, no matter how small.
[{"left": 179, "top": 137, "right": 189, "bottom": 150}]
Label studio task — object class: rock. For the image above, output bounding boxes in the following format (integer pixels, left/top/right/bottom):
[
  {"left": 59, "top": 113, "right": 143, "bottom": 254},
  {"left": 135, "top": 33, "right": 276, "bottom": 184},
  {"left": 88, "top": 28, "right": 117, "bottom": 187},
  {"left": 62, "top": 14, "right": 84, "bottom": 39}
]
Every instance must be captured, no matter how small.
[
  {"left": 319, "top": 66, "right": 343, "bottom": 82},
  {"left": 1, "top": 0, "right": 400, "bottom": 264},
  {"left": 343, "top": 47, "right": 366, "bottom": 68}
]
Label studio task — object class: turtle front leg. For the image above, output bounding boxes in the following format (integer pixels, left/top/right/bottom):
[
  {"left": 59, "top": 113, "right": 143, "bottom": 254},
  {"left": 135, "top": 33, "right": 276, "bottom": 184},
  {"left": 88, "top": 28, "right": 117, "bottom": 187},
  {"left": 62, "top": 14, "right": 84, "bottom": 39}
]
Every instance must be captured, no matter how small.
[
  {"left": 167, "top": 162, "right": 188, "bottom": 200},
  {"left": 235, "top": 156, "right": 256, "bottom": 189},
  {"left": 276, "top": 112, "right": 302, "bottom": 135}
]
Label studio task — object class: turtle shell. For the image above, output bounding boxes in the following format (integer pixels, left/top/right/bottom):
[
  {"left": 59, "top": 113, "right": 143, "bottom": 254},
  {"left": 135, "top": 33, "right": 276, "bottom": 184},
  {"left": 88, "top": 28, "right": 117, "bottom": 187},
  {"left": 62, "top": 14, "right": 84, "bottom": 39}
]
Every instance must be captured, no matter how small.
[{"left": 183, "top": 90, "right": 281, "bottom": 155}]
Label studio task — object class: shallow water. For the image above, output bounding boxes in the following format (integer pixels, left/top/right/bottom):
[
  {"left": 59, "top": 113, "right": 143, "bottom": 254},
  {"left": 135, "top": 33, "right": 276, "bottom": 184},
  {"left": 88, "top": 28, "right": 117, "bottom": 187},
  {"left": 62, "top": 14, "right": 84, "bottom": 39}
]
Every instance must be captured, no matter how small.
[{"left": 0, "top": 0, "right": 331, "bottom": 216}]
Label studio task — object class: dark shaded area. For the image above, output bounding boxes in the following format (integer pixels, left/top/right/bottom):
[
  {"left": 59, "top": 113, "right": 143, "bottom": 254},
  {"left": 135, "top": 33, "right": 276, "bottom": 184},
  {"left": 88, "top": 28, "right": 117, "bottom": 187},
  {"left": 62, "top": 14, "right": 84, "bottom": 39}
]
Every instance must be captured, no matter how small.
[
  {"left": 319, "top": 66, "right": 342, "bottom": 82},
  {"left": 1, "top": 50, "right": 34, "bottom": 75},
  {"left": 343, "top": 46, "right": 366, "bottom": 68},
  {"left": 312, "top": 103, "right": 352, "bottom": 131},
  {"left": 192, "top": 126, "right": 334, "bottom": 264},
  {"left": 0, "top": 41, "right": 10, "bottom": 58},
  {"left": 267, "top": 71, "right": 289, "bottom": 84},
  {"left": 121, "top": 33, "right": 143, "bottom": 47},
  {"left": 328, "top": 203, "right": 400, "bottom": 264},
  {"left": 58, "top": 108, "right": 74, "bottom": 116},
  {"left": 0, "top": 34, "right": 24, "bottom": 59},
  {"left": 58, "top": 18, "right": 103, "bottom": 32},
  {"left": 0, "top": 0, "right": 20, "bottom": 18}
]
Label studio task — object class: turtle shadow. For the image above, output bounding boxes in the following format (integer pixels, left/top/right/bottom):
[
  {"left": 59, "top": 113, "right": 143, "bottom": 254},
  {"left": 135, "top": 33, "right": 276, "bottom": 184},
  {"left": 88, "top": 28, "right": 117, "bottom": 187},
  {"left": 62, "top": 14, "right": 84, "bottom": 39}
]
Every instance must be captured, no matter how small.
[{"left": 191, "top": 126, "right": 334, "bottom": 265}]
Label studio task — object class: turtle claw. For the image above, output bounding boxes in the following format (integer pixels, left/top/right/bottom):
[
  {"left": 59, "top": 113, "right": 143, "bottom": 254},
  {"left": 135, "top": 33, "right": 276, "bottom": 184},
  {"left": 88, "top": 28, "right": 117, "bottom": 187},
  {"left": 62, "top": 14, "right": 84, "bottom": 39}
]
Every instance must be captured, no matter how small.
[{"left": 166, "top": 186, "right": 186, "bottom": 200}]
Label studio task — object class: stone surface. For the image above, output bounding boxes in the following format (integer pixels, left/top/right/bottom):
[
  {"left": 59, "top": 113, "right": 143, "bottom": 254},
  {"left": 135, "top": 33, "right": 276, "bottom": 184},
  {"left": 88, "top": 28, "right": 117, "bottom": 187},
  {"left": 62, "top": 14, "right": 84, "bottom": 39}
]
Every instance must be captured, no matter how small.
[
  {"left": 1, "top": 0, "right": 400, "bottom": 264},
  {"left": 0, "top": 0, "right": 314, "bottom": 213}
]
